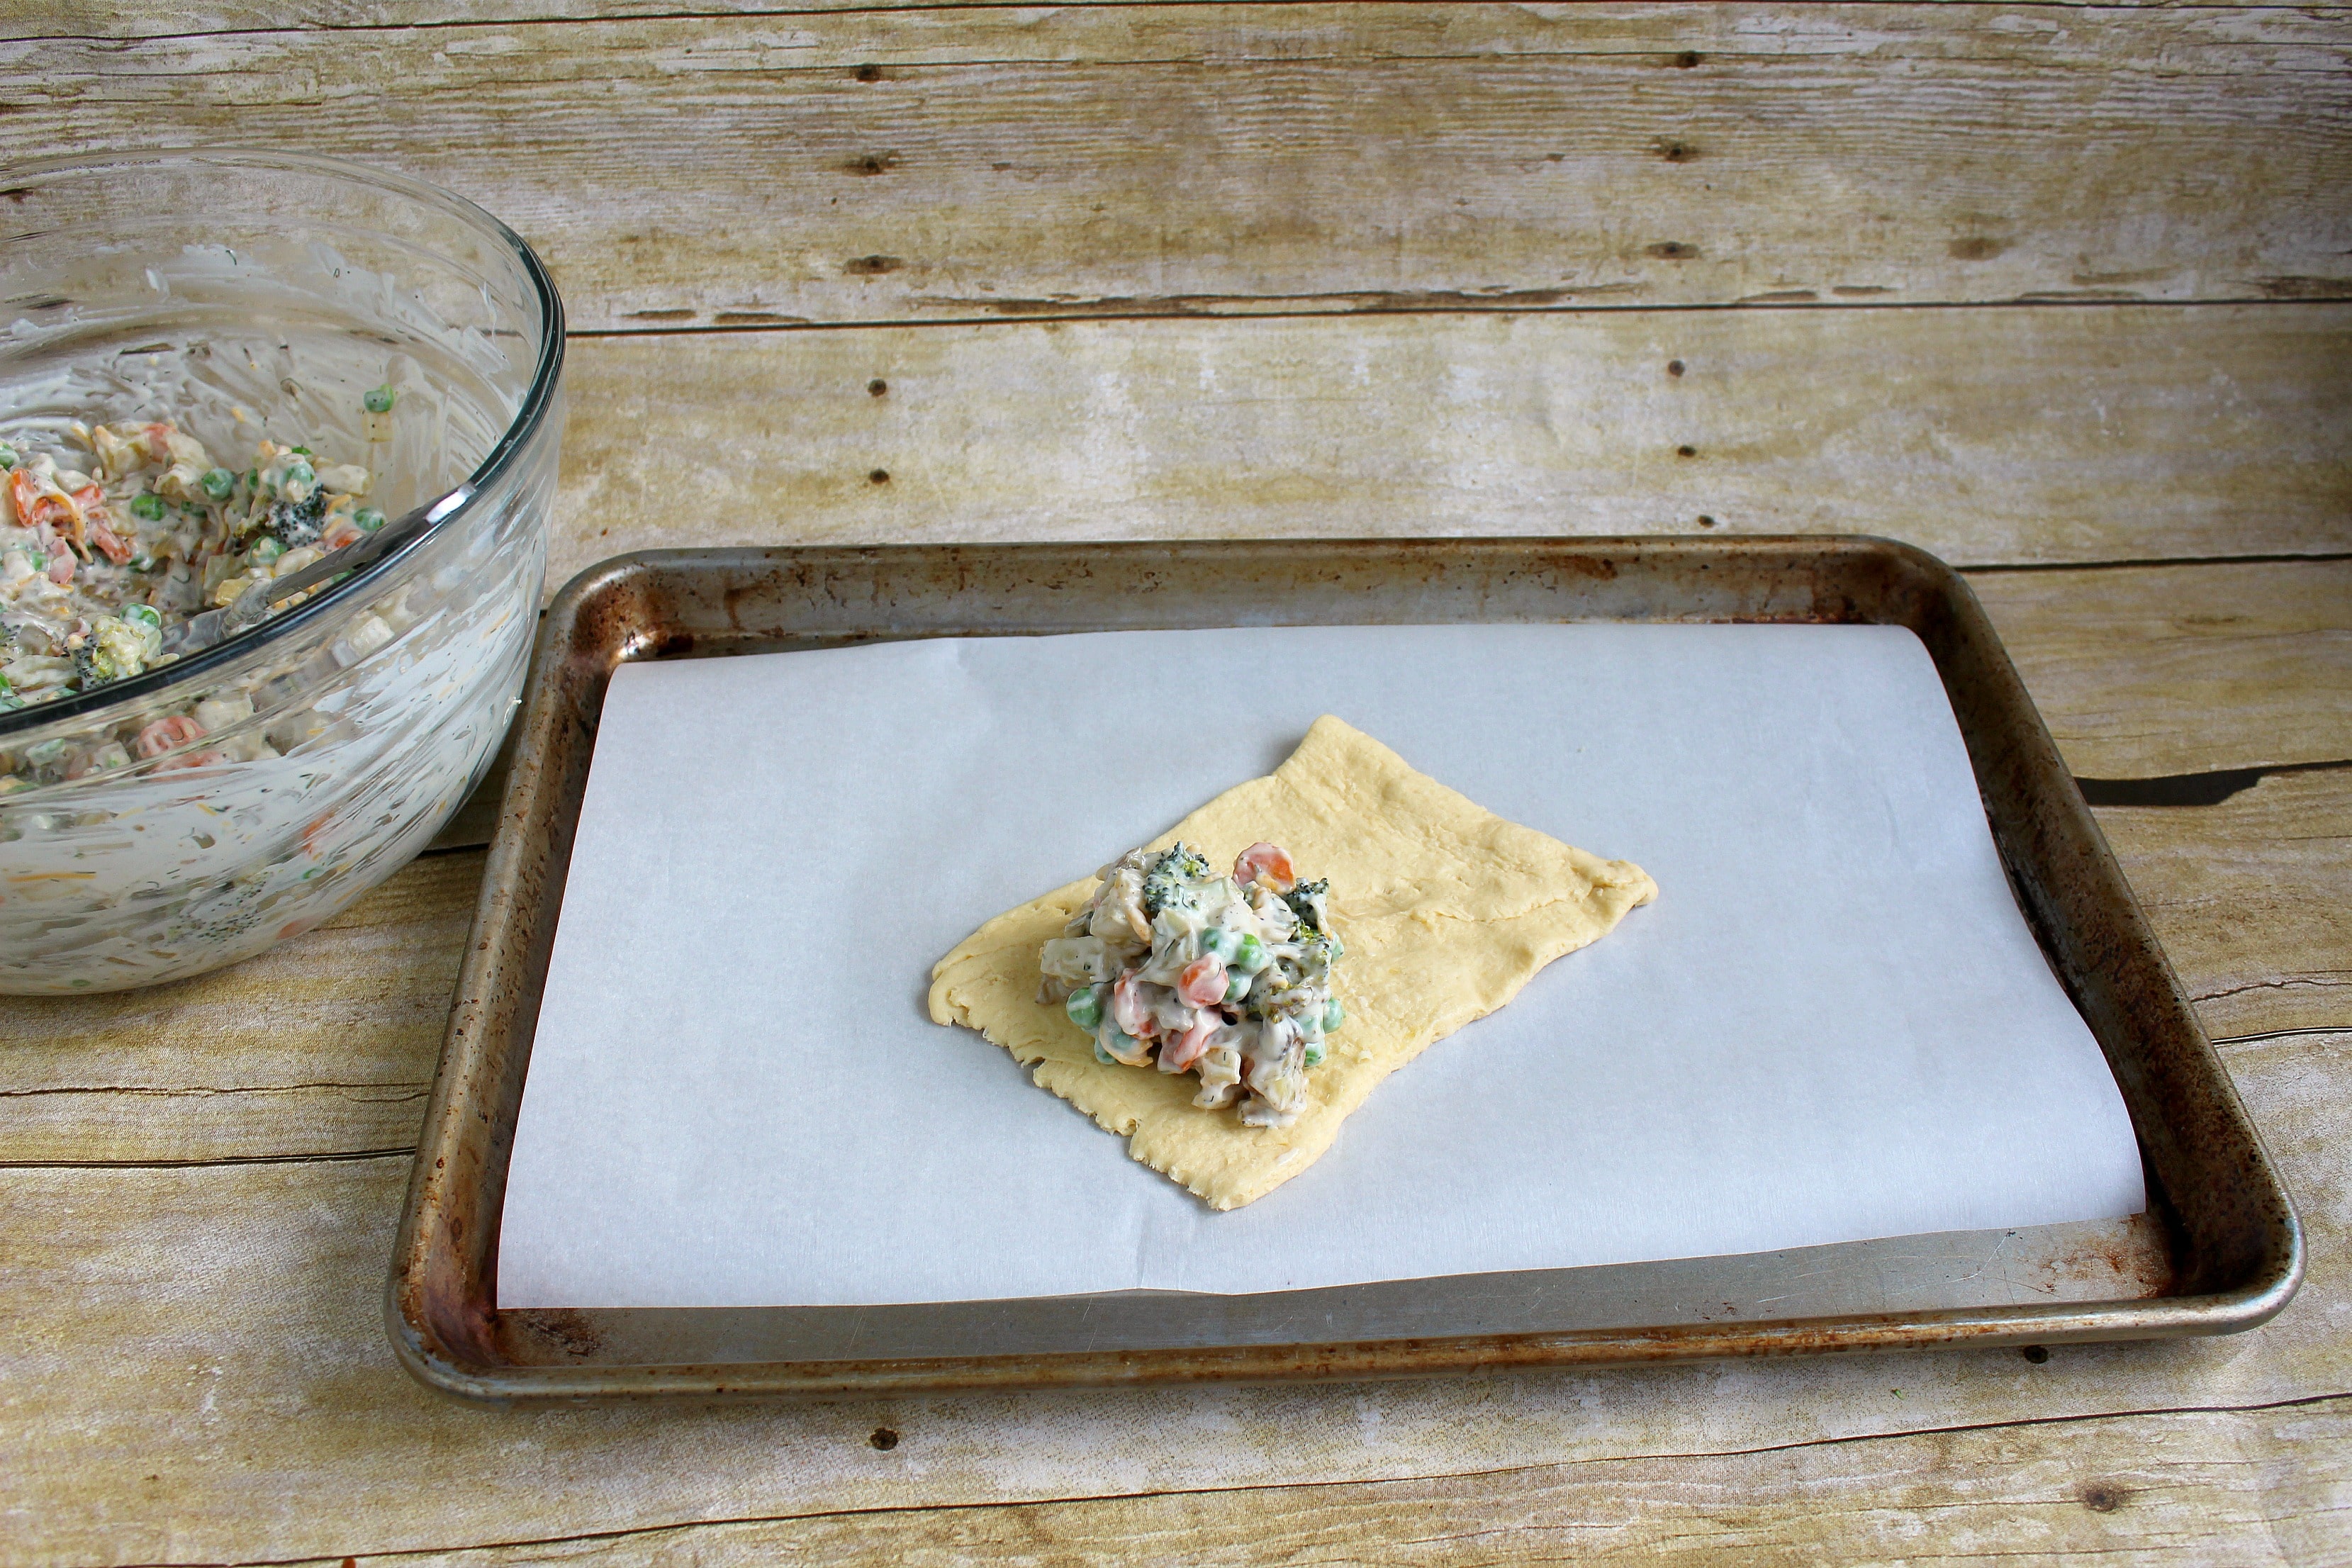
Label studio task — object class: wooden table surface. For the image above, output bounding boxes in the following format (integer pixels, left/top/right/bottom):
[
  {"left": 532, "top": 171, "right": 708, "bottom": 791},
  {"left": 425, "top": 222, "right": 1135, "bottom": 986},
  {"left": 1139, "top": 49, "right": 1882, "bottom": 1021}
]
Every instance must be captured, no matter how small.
[{"left": 6, "top": 4, "right": 2349, "bottom": 1562}]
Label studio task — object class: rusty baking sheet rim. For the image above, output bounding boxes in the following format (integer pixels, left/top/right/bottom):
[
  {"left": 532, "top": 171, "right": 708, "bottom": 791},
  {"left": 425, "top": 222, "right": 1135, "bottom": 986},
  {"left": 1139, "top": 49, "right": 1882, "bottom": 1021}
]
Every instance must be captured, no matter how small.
[{"left": 388, "top": 537, "right": 2302, "bottom": 1404}]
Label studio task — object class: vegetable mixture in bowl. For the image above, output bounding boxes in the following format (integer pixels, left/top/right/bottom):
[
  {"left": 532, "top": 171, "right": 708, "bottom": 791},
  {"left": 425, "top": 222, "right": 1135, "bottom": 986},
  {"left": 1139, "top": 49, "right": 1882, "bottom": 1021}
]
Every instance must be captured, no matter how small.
[
  {"left": 0, "top": 150, "right": 564, "bottom": 994},
  {"left": 1, "top": 405, "right": 394, "bottom": 724}
]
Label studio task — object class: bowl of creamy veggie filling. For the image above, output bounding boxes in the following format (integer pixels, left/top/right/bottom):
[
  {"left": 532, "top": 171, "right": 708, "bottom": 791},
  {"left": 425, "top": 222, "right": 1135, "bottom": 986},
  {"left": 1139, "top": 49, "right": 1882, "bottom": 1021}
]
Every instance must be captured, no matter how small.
[{"left": 0, "top": 150, "right": 564, "bottom": 992}]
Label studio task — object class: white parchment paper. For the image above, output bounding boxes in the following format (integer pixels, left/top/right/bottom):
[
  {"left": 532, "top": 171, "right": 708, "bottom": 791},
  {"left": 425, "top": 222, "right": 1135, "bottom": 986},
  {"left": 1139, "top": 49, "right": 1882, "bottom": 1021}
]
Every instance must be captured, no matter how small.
[{"left": 498, "top": 623, "right": 2146, "bottom": 1309}]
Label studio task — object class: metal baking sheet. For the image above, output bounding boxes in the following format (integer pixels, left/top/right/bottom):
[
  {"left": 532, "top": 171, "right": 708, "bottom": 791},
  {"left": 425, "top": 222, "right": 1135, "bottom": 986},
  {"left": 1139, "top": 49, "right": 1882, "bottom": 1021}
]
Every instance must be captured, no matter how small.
[{"left": 388, "top": 538, "right": 2302, "bottom": 1402}]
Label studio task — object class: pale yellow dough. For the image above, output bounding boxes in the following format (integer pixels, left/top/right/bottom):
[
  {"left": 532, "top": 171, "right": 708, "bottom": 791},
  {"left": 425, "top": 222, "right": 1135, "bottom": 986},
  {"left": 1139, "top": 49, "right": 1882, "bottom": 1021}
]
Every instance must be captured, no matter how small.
[{"left": 926, "top": 715, "right": 1658, "bottom": 1210}]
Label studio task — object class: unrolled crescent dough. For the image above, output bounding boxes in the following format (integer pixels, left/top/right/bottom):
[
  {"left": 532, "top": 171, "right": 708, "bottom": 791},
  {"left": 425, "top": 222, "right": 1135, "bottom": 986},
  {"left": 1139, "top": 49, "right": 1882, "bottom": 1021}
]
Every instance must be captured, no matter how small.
[{"left": 926, "top": 715, "right": 1658, "bottom": 1210}]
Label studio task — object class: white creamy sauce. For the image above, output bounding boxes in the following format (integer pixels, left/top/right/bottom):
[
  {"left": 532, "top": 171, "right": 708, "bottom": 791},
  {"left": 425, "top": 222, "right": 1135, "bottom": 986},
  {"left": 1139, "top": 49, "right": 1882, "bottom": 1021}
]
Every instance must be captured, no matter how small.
[{"left": 1041, "top": 841, "right": 1345, "bottom": 1126}]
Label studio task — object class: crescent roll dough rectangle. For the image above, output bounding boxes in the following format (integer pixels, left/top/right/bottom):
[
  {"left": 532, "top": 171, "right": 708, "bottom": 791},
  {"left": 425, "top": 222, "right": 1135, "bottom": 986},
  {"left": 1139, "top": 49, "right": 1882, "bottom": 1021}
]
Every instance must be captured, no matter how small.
[{"left": 927, "top": 715, "right": 1657, "bottom": 1210}]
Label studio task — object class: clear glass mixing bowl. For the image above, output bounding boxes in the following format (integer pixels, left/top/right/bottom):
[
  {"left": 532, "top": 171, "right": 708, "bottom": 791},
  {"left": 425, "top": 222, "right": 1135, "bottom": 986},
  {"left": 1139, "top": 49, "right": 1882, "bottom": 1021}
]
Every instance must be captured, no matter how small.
[{"left": 0, "top": 150, "right": 564, "bottom": 992}]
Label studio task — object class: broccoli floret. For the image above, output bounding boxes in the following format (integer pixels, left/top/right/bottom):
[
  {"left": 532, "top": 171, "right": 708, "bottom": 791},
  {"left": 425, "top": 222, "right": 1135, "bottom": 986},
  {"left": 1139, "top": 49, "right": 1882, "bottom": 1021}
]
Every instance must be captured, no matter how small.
[
  {"left": 71, "top": 644, "right": 110, "bottom": 691},
  {"left": 267, "top": 490, "right": 327, "bottom": 547},
  {"left": 1141, "top": 841, "right": 1212, "bottom": 916},
  {"left": 1294, "top": 926, "right": 1344, "bottom": 969},
  {"left": 1283, "top": 878, "right": 1331, "bottom": 934},
  {"left": 69, "top": 615, "right": 157, "bottom": 693}
]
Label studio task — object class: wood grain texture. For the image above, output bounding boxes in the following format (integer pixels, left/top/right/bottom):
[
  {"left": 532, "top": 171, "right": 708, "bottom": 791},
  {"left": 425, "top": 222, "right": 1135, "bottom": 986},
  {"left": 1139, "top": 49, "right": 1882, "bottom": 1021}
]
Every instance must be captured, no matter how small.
[
  {"left": 260, "top": 1401, "right": 2352, "bottom": 1565},
  {"left": 8, "top": 6, "right": 2350, "bottom": 325},
  {"left": 2098, "top": 771, "right": 2352, "bottom": 1038},
  {"left": 1, "top": 1024, "right": 2338, "bottom": 1564},
  {"left": 0, "top": 852, "right": 472, "bottom": 1166},
  {"left": 547, "top": 307, "right": 2352, "bottom": 579},
  {"left": 1973, "top": 560, "right": 2352, "bottom": 780},
  {"left": 30, "top": 0, "right": 2348, "bottom": 43}
]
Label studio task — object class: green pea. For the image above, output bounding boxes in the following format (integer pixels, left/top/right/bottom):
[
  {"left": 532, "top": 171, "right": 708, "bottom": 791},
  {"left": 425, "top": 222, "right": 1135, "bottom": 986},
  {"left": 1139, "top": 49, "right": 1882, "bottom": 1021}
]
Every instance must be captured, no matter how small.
[
  {"left": 353, "top": 506, "right": 386, "bottom": 532},
  {"left": 201, "top": 467, "right": 235, "bottom": 500},
  {"left": 1065, "top": 984, "right": 1104, "bottom": 1031},
  {"left": 1303, "top": 1039, "right": 1326, "bottom": 1068},
  {"left": 1231, "top": 932, "right": 1267, "bottom": 972},
  {"left": 1322, "top": 997, "right": 1345, "bottom": 1034},
  {"left": 249, "top": 537, "right": 285, "bottom": 565},
  {"left": 364, "top": 384, "right": 396, "bottom": 413},
  {"left": 130, "top": 491, "right": 165, "bottom": 522},
  {"left": 246, "top": 469, "right": 259, "bottom": 490},
  {"left": 121, "top": 603, "right": 162, "bottom": 628},
  {"left": 1199, "top": 926, "right": 1235, "bottom": 961},
  {"left": 284, "top": 459, "right": 315, "bottom": 490},
  {"left": 0, "top": 443, "right": 16, "bottom": 470},
  {"left": 1094, "top": 1042, "right": 1117, "bottom": 1066}
]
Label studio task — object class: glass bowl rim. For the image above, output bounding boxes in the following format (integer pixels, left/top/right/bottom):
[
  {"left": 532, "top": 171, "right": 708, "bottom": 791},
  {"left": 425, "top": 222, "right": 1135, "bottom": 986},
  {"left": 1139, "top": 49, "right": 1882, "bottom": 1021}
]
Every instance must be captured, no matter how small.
[{"left": 0, "top": 146, "right": 564, "bottom": 742}]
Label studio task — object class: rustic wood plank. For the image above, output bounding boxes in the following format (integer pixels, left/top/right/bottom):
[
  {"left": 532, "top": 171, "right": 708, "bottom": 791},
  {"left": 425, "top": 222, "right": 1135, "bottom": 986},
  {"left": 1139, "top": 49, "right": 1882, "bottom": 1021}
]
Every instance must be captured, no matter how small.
[
  {"left": 0, "top": 851, "right": 472, "bottom": 1165},
  {"left": 265, "top": 1401, "right": 2352, "bottom": 1565},
  {"left": 1971, "top": 559, "right": 2352, "bottom": 779},
  {"left": 9, "top": 6, "right": 2350, "bottom": 325},
  {"left": 550, "top": 308, "right": 2352, "bottom": 578},
  {"left": 1, "top": 1022, "right": 2337, "bottom": 1564},
  {"left": 2096, "top": 771, "right": 2352, "bottom": 1038},
  {"left": 36, "top": 0, "right": 2348, "bottom": 43}
]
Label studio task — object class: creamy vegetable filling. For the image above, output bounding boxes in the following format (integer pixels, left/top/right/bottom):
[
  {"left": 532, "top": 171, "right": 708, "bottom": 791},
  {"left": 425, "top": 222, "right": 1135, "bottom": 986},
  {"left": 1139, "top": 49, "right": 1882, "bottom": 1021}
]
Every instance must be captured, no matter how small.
[
  {"left": 1041, "top": 841, "right": 1344, "bottom": 1127},
  {"left": 0, "top": 391, "right": 395, "bottom": 715}
]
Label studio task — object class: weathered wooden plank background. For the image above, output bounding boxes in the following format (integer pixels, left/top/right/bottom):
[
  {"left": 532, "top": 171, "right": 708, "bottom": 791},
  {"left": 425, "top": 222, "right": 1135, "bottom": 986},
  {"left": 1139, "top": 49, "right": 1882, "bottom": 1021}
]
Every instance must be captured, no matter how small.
[
  {"left": 4, "top": 0, "right": 2348, "bottom": 1562},
  {"left": 538, "top": 312, "right": 2352, "bottom": 573},
  {"left": 20, "top": 5, "right": 2352, "bottom": 322}
]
